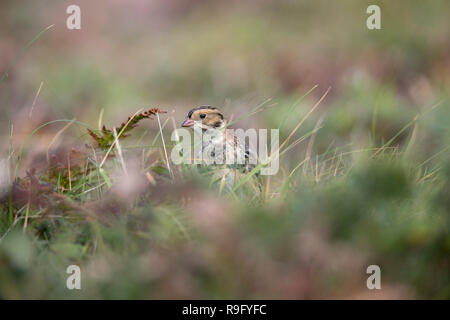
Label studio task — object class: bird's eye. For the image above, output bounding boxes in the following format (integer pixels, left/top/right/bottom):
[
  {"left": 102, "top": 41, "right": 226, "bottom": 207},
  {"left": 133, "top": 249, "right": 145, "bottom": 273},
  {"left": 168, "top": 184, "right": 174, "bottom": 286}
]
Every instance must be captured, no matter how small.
[{"left": 199, "top": 114, "right": 206, "bottom": 119}]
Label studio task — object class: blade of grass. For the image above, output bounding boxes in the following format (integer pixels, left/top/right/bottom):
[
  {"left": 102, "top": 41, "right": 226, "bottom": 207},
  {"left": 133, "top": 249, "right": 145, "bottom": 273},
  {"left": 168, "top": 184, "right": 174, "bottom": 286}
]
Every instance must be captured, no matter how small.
[
  {"left": 15, "top": 119, "right": 93, "bottom": 177},
  {"left": 46, "top": 118, "right": 76, "bottom": 163},
  {"left": 156, "top": 112, "right": 174, "bottom": 180},
  {"left": 232, "top": 88, "right": 330, "bottom": 193},
  {"left": 99, "top": 109, "right": 143, "bottom": 168},
  {"left": 225, "top": 98, "right": 273, "bottom": 128},
  {"left": 373, "top": 100, "right": 442, "bottom": 157},
  {"left": 277, "top": 85, "right": 318, "bottom": 129},
  {"left": 29, "top": 81, "right": 44, "bottom": 118},
  {"left": 0, "top": 24, "right": 55, "bottom": 85},
  {"left": 113, "top": 127, "right": 128, "bottom": 176}
]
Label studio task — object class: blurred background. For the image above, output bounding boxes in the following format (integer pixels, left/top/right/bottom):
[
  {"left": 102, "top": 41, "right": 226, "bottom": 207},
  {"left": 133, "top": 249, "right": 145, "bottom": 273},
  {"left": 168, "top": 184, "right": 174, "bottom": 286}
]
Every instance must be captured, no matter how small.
[{"left": 0, "top": 0, "right": 449, "bottom": 299}]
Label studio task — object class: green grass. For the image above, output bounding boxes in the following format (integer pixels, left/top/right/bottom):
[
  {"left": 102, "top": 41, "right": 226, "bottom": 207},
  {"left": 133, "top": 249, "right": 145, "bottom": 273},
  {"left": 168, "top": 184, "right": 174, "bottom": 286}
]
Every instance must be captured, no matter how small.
[
  {"left": 0, "top": 0, "right": 449, "bottom": 299},
  {"left": 0, "top": 89, "right": 449, "bottom": 299}
]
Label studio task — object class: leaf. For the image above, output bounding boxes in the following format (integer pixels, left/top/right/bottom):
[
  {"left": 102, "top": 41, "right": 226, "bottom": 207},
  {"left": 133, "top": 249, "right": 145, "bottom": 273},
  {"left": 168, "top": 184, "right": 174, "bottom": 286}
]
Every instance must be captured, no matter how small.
[{"left": 87, "top": 108, "right": 166, "bottom": 150}]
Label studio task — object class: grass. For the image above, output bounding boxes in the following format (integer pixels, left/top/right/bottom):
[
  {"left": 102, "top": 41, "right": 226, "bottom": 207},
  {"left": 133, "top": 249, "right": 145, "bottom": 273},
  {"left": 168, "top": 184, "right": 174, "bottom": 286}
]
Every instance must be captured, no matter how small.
[
  {"left": 0, "top": 86, "right": 449, "bottom": 299},
  {"left": 0, "top": 1, "right": 449, "bottom": 299}
]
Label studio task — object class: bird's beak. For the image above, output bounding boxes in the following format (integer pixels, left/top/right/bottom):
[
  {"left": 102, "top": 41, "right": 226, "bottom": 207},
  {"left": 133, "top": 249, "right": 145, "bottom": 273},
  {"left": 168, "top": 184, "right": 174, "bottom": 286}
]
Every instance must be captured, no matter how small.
[{"left": 181, "top": 118, "right": 195, "bottom": 127}]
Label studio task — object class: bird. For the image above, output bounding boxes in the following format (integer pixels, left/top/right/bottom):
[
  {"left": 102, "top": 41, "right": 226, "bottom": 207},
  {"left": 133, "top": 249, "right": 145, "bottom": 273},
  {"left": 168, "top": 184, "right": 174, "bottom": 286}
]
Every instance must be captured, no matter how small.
[{"left": 180, "top": 106, "right": 258, "bottom": 189}]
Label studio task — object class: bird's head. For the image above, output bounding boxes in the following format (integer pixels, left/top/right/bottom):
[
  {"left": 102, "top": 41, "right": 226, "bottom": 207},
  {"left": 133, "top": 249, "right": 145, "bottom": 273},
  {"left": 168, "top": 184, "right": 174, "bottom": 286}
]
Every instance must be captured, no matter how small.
[{"left": 181, "top": 106, "right": 225, "bottom": 130}]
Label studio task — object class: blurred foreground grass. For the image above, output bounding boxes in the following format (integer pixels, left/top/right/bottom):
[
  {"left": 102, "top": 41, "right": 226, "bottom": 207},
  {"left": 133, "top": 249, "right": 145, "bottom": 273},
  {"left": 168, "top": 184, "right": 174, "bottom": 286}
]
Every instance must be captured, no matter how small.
[
  {"left": 0, "top": 92, "right": 448, "bottom": 299},
  {"left": 0, "top": 0, "right": 449, "bottom": 299}
]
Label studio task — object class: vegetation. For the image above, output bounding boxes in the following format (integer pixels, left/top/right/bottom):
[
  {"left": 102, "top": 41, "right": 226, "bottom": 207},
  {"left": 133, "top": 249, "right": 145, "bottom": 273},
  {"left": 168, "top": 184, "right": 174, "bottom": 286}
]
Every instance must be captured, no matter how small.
[{"left": 0, "top": 1, "right": 449, "bottom": 299}]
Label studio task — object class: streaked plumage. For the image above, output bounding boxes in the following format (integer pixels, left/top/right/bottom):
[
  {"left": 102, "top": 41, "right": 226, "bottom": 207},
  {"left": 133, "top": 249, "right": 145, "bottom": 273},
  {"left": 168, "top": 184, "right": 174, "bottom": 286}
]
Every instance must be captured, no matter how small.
[{"left": 181, "top": 106, "right": 258, "bottom": 189}]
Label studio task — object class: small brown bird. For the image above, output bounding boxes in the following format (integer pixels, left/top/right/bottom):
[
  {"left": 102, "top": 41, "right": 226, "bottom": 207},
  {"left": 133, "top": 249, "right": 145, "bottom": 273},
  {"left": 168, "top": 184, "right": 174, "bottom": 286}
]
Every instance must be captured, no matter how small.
[
  {"left": 181, "top": 106, "right": 226, "bottom": 131},
  {"left": 181, "top": 106, "right": 258, "bottom": 188}
]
